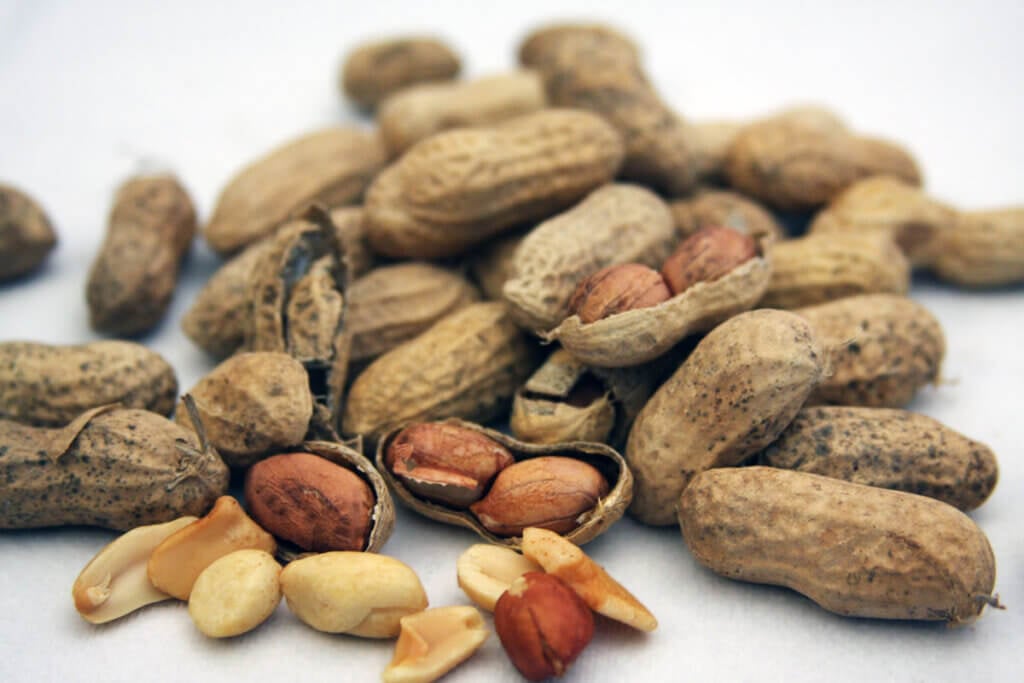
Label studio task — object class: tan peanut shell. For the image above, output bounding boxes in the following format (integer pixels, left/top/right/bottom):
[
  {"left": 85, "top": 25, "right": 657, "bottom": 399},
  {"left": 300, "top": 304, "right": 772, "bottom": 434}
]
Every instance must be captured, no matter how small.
[
  {"left": 503, "top": 183, "right": 676, "bottom": 333},
  {"left": 347, "top": 262, "right": 481, "bottom": 363},
  {"left": 328, "top": 206, "right": 375, "bottom": 280},
  {"left": 510, "top": 348, "right": 670, "bottom": 448},
  {"left": 685, "top": 121, "right": 743, "bottom": 185},
  {"left": 546, "top": 236, "right": 771, "bottom": 368},
  {"left": 204, "top": 128, "right": 386, "bottom": 254},
  {"left": 0, "top": 183, "right": 57, "bottom": 281},
  {"left": 519, "top": 23, "right": 640, "bottom": 69},
  {"left": 176, "top": 352, "right": 314, "bottom": 468},
  {"left": 363, "top": 108, "right": 624, "bottom": 259},
  {"left": 342, "top": 302, "right": 538, "bottom": 443},
  {"left": 0, "top": 340, "right": 177, "bottom": 426},
  {"left": 376, "top": 419, "right": 632, "bottom": 549},
  {"left": 626, "top": 309, "right": 827, "bottom": 525},
  {"left": 670, "top": 189, "right": 785, "bottom": 244},
  {"left": 378, "top": 70, "right": 547, "bottom": 157},
  {"left": 759, "top": 232, "right": 910, "bottom": 309},
  {"left": 468, "top": 231, "right": 527, "bottom": 301},
  {"left": 678, "top": 467, "right": 998, "bottom": 623},
  {"left": 86, "top": 174, "right": 196, "bottom": 335},
  {"left": 528, "top": 26, "right": 698, "bottom": 195},
  {"left": 0, "top": 401, "right": 228, "bottom": 530},
  {"left": 796, "top": 294, "right": 945, "bottom": 407},
  {"left": 341, "top": 36, "right": 461, "bottom": 110},
  {"left": 933, "top": 209, "right": 1024, "bottom": 287},
  {"left": 760, "top": 406, "right": 998, "bottom": 511},
  {"left": 725, "top": 109, "right": 921, "bottom": 211},
  {"left": 245, "top": 207, "right": 350, "bottom": 427}
]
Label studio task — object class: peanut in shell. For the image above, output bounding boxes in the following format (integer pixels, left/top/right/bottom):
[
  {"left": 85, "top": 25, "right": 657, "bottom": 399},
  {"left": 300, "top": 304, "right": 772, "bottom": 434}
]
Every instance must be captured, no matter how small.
[
  {"left": 0, "top": 183, "right": 57, "bottom": 281},
  {"left": 341, "top": 36, "right": 460, "bottom": 110}
]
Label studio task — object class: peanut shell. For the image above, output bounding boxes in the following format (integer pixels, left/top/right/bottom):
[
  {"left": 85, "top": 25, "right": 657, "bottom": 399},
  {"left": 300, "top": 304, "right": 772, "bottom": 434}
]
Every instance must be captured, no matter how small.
[
  {"left": 0, "top": 340, "right": 176, "bottom": 426},
  {"left": 0, "top": 183, "right": 57, "bottom": 281},
  {"left": 204, "top": 128, "right": 385, "bottom": 254},
  {"left": 376, "top": 419, "right": 632, "bottom": 549},
  {"left": 669, "top": 189, "right": 785, "bottom": 244},
  {"left": 933, "top": 209, "right": 1024, "bottom": 287},
  {"left": 678, "top": 467, "right": 998, "bottom": 623},
  {"left": 341, "top": 37, "right": 460, "bottom": 110},
  {"left": 626, "top": 309, "right": 827, "bottom": 525},
  {"left": 519, "top": 23, "right": 640, "bottom": 69},
  {"left": 761, "top": 406, "right": 998, "bottom": 511},
  {"left": 467, "top": 231, "right": 527, "bottom": 301},
  {"left": 363, "top": 108, "right": 624, "bottom": 259}
]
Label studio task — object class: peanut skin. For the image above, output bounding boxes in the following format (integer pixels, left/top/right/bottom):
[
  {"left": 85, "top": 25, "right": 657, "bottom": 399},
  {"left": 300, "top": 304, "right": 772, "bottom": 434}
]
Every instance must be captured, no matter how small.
[{"left": 679, "top": 467, "right": 998, "bottom": 623}]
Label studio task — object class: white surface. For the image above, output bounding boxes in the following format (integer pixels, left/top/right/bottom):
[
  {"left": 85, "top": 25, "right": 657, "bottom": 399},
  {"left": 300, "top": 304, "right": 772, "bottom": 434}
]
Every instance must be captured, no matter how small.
[{"left": 1, "top": 1, "right": 1022, "bottom": 681}]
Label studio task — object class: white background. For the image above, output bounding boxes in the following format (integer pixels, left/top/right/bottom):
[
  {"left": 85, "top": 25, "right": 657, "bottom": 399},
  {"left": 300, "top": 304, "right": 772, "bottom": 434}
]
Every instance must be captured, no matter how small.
[{"left": 1, "top": 1, "right": 1022, "bottom": 681}]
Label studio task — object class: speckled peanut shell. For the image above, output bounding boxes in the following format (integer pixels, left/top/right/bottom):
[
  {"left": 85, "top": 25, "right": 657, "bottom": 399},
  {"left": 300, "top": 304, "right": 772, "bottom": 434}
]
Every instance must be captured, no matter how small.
[
  {"left": 626, "top": 309, "right": 827, "bottom": 525},
  {"left": 760, "top": 406, "right": 998, "bottom": 511},
  {"left": 376, "top": 419, "right": 631, "bottom": 549},
  {"left": 670, "top": 189, "right": 785, "bottom": 245},
  {"left": 245, "top": 207, "right": 350, "bottom": 428},
  {"left": 510, "top": 347, "right": 671, "bottom": 449},
  {"left": 546, "top": 236, "right": 771, "bottom": 368},
  {"left": 725, "top": 111, "right": 921, "bottom": 211},
  {"left": 808, "top": 176, "right": 955, "bottom": 266},
  {"left": 176, "top": 352, "right": 314, "bottom": 468},
  {"left": 678, "top": 467, "right": 998, "bottom": 623},
  {"left": 273, "top": 440, "right": 395, "bottom": 560},
  {"left": 378, "top": 70, "right": 547, "bottom": 157},
  {"left": 342, "top": 302, "right": 539, "bottom": 444},
  {"left": 759, "top": 232, "right": 910, "bottom": 310},
  {"left": 86, "top": 174, "right": 196, "bottom": 335},
  {"left": 0, "top": 183, "right": 57, "bottom": 281},
  {"left": 795, "top": 294, "right": 944, "bottom": 407},
  {"left": 503, "top": 184, "right": 676, "bottom": 334},
  {"left": 0, "top": 401, "right": 229, "bottom": 530},
  {"left": 685, "top": 121, "right": 744, "bottom": 185},
  {"left": 933, "top": 208, "right": 1024, "bottom": 287},
  {"left": 341, "top": 36, "right": 461, "bottom": 110},
  {"left": 363, "top": 108, "right": 624, "bottom": 259},
  {"left": 468, "top": 231, "right": 527, "bottom": 301},
  {"left": 205, "top": 128, "right": 386, "bottom": 255},
  {"left": 0, "top": 340, "right": 177, "bottom": 427},
  {"left": 530, "top": 28, "right": 697, "bottom": 196},
  {"left": 347, "top": 263, "right": 481, "bottom": 363},
  {"left": 519, "top": 23, "right": 640, "bottom": 69}
]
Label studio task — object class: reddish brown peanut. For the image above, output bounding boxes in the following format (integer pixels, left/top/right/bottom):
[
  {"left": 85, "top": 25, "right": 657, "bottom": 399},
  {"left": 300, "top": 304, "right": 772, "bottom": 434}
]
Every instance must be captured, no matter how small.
[
  {"left": 568, "top": 264, "right": 672, "bottom": 324},
  {"left": 385, "top": 422, "right": 515, "bottom": 508},
  {"left": 679, "top": 467, "right": 999, "bottom": 623},
  {"left": 660, "top": 226, "right": 757, "bottom": 295}
]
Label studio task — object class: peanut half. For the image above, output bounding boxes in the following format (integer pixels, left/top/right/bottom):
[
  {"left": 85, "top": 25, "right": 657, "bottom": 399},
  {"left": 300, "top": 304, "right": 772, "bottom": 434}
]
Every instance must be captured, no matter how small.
[
  {"left": 72, "top": 516, "right": 197, "bottom": 624},
  {"left": 456, "top": 544, "right": 541, "bottom": 612},
  {"left": 188, "top": 549, "right": 282, "bottom": 638},
  {"left": 383, "top": 606, "right": 489, "bottom": 683}
]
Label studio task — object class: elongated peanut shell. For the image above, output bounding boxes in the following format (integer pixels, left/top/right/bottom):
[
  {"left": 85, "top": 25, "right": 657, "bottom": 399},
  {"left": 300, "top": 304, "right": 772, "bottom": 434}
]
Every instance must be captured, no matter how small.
[
  {"left": 343, "top": 302, "right": 538, "bottom": 442},
  {"left": 341, "top": 37, "right": 460, "bottom": 110},
  {"left": 503, "top": 183, "right": 676, "bottom": 333},
  {"left": 379, "top": 70, "right": 547, "bottom": 156},
  {"left": 0, "top": 340, "right": 177, "bottom": 426},
  {"left": 932, "top": 209, "right": 1024, "bottom": 287},
  {"left": 347, "top": 263, "right": 481, "bottom": 362},
  {"left": 364, "top": 109, "right": 624, "bottom": 259},
  {"left": 519, "top": 24, "right": 640, "bottom": 69},
  {"left": 760, "top": 232, "right": 910, "bottom": 309},
  {"left": 86, "top": 174, "right": 196, "bottom": 335},
  {"left": 679, "top": 467, "right": 998, "bottom": 623},
  {"left": 0, "top": 404, "right": 228, "bottom": 530},
  {"left": 761, "top": 406, "right": 998, "bottom": 511},
  {"left": 547, "top": 237, "right": 771, "bottom": 368},
  {"left": 796, "top": 294, "right": 944, "bottom": 407},
  {"left": 725, "top": 112, "right": 921, "bottom": 211},
  {"left": 626, "top": 310, "right": 826, "bottom": 525},
  {"left": 0, "top": 183, "right": 57, "bottom": 281},
  {"left": 468, "top": 231, "right": 527, "bottom": 301},
  {"left": 670, "top": 189, "right": 784, "bottom": 244},
  {"left": 205, "top": 128, "right": 385, "bottom": 254}
]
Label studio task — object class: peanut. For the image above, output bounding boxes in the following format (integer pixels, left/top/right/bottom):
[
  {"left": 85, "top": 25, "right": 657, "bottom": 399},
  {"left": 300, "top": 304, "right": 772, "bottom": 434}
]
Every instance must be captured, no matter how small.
[
  {"left": 204, "top": 128, "right": 385, "bottom": 255},
  {"left": 625, "top": 309, "right": 827, "bottom": 525},
  {"left": 660, "top": 226, "right": 758, "bottom": 295},
  {"left": 456, "top": 544, "right": 541, "bottom": 612},
  {"left": 0, "top": 340, "right": 177, "bottom": 427},
  {"left": 0, "top": 183, "right": 57, "bottom": 281},
  {"left": 567, "top": 264, "right": 672, "bottom": 324},
  {"left": 187, "top": 549, "right": 281, "bottom": 638},
  {"left": 678, "top": 467, "right": 999, "bottom": 623},
  {"left": 363, "top": 108, "right": 624, "bottom": 259},
  {"left": 761, "top": 406, "right": 998, "bottom": 510},
  {"left": 383, "top": 606, "right": 489, "bottom": 683},
  {"left": 467, "top": 231, "right": 526, "bottom": 301},
  {"left": 670, "top": 189, "right": 785, "bottom": 244},
  {"left": 341, "top": 36, "right": 460, "bottom": 110},
  {"left": 85, "top": 174, "right": 196, "bottom": 335},
  {"left": 378, "top": 70, "right": 547, "bottom": 157}
]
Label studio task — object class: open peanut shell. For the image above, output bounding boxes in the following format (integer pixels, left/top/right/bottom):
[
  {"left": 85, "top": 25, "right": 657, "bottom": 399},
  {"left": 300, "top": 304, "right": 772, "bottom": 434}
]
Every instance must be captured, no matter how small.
[
  {"left": 544, "top": 236, "right": 771, "bottom": 367},
  {"left": 375, "top": 419, "right": 632, "bottom": 549},
  {"left": 270, "top": 437, "right": 394, "bottom": 562}
]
